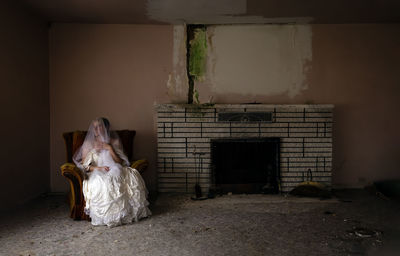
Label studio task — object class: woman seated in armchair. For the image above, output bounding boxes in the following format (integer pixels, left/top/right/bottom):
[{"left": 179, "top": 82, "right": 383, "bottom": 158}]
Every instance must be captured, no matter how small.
[{"left": 73, "top": 117, "right": 151, "bottom": 227}]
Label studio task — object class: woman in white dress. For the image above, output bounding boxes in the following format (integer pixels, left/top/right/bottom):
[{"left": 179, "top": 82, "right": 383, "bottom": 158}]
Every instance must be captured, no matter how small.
[{"left": 73, "top": 118, "right": 151, "bottom": 227}]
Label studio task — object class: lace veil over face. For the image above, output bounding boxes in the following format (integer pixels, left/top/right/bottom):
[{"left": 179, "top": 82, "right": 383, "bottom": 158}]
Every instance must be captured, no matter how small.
[{"left": 73, "top": 118, "right": 129, "bottom": 169}]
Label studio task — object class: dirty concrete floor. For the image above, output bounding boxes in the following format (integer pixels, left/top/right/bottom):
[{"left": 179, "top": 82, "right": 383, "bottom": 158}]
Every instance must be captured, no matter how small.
[{"left": 0, "top": 190, "right": 399, "bottom": 256}]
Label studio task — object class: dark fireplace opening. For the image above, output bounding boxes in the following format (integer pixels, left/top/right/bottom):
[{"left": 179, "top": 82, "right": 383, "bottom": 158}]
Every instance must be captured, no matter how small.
[{"left": 211, "top": 138, "right": 280, "bottom": 194}]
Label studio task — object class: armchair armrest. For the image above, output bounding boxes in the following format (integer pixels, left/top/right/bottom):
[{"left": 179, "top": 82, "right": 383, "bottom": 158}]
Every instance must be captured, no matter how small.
[
  {"left": 61, "top": 163, "right": 89, "bottom": 220},
  {"left": 61, "top": 163, "right": 84, "bottom": 181},
  {"left": 130, "top": 159, "right": 149, "bottom": 173}
]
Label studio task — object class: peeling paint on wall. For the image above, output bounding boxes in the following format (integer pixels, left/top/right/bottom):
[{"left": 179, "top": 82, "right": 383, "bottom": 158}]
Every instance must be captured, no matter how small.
[
  {"left": 205, "top": 25, "right": 312, "bottom": 98},
  {"left": 166, "top": 25, "right": 188, "bottom": 102}
]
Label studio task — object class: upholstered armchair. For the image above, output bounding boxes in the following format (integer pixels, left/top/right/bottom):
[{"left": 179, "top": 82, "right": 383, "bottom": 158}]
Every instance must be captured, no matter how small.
[{"left": 61, "top": 130, "right": 148, "bottom": 220}]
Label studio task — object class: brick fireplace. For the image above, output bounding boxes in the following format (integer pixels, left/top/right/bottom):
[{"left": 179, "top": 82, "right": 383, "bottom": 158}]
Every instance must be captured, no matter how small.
[{"left": 156, "top": 104, "right": 333, "bottom": 194}]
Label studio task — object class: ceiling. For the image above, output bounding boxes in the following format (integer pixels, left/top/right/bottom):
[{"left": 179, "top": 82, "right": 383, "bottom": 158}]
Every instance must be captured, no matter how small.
[{"left": 20, "top": 0, "right": 400, "bottom": 25}]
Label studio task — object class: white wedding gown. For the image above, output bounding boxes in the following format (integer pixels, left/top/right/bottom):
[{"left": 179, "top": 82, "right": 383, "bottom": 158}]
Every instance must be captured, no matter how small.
[{"left": 82, "top": 149, "right": 151, "bottom": 227}]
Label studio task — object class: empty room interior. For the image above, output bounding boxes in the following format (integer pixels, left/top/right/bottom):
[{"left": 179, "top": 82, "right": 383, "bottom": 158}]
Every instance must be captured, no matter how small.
[{"left": 1, "top": 0, "right": 400, "bottom": 255}]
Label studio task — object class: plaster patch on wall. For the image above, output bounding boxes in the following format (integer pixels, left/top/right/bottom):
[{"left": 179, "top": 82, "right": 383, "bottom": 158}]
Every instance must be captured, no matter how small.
[
  {"left": 166, "top": 25, "right": 188, "bottom": 102},
  {"left": 206, "top": 25, "right": 312, "bottom": 98}
]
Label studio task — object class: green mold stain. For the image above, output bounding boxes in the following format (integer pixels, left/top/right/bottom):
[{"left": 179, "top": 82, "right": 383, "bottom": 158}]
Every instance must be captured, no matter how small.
[{"left": 189, "top": 28, "right": 207, "bottom": 81}]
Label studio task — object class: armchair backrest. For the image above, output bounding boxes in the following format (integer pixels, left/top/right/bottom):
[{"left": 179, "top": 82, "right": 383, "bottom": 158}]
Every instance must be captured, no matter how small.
[{"left": 63, "top": 130, "right": 136, "bottom": 163}]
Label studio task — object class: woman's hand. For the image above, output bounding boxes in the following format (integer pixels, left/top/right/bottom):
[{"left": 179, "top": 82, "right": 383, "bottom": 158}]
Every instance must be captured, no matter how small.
[{"left": 96, "top": 166, "right": 110, "bottom": 172}]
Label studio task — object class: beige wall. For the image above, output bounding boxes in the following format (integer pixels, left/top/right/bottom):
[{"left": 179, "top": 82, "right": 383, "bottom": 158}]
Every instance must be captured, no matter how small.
[
  {"left": 50, "top": 23, "right": 400, "bottom": 194},
  {"left": 49, "top": 24, "right": 173, "bottom": 193},
  {"left": 310, "top": 24, "right": 400, "bottom": 187},
  {"left": 0, "top": 1, "right": 49, "bottom": 209}
]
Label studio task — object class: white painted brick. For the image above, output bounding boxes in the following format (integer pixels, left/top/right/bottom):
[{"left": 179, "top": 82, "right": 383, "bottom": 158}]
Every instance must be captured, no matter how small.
[
  {"left": 158, "top": 117, "right": 186, "bottom": 123},
  {"left": 304, "top": 152, "right": 332, "bottom": 157},
  {"left": 304, "top": 147, "right": 332, "bottom": 152},
  {"left": 157, "top": 163, "right": 195, "bottom": 169},
  {"left": 203, "top": 132, "right": 232, "bottom": 138},
  {"left": 158, "top": 112, "right": 185, "bottom": 118},
  {"left": 280, "top": 143, "right": 302, "bottom": 148},
  {"left": 157, "top": 147, "right": 186, "bottom": 153},
  {"left": 305, "top": 138, "right": 332, "bottom": 143},
  {"left": 162, "top": 157, "right": 211, "bottom": 164},
  {"left": 275, "top": 112, "right": 304, "bottom": 117},
  {"left": 186, "top": 117, "right": 215, "bottom": 123},
  {"left": 259, "top": 132, "right": 288, "bottom": 137},
  {"left": 289, "top": 123, "right": 317, "bottom": 128},
  {"left": 217, "top": 108, "right": 246, "bottom": 113},
  {"left": 202, "top": 122, "right": 230, "bottom": 128},
  {"left": 280, "top": 167, "right": 316, "bottom": 172},
  {"left": 305, "top": 117, "right": 332, "bottom": 122},
  {"left": 157, "top": 127, "right": 172, "bottom": 133},
  {"left": 289, "top": 127, "right": 317, "bottom": 133},
  {"left": 187, "top": 143, "right": 210, "bottom": 149},
  {"left": 281, "top": 152, "right": 303, "bottom": 158},
  {"left": 172, "top": 132, "right": 201, "bottom": 138},
  {"left": 275, "top": 107, "right": 304, "bottom": 112},
  {"left": 173, "top": 127, "right": 202, "bottom": 133},
  {"left": 306, "top": 112, "right": 333, "bottom": 118},
  {"left": 289, "top": 132, "right": 317, "bottom": 137},
  {"left": 231, "top": 127, "right": 259, "bottom": 133},
  {"left": 156, "top": 105, "right": 185, "bottom": 112},
  {"left": 157, "top": 138, "right": 186, "bottom": 143},
  {"left": 187, "top": 138, "right": 210, "bottom": 143},
  {"left": 281, "top": 177, "right": 304, "bottom": 182},
  {"left": 230, "top": 132, "right": 260, "bottom": 138},
  {"left": 289, "top": 162, "right": 318, "bottom": 167},
  {"left": 186, "top": 108, "right": 216, "bottom": 113},
  {"left": 275, "top": 117, "right": 304, "bottom": 122},
  {"left": 287, "top": 157, "right": 317, "bottom": 162},
  {"left": 187, "top": 147, "right": 210, "bottom": 153},
  {"left": 260, "top": 127, "right": 288, "bottom": 133},
  {"left": 158, "top": 143, "right": 186, "bottom": 148},
  {"left": 157, "top": 122, "right": 172, "bottom": 127},
  {"left": 158, "top": 133, "right": 173, "bottom": 138},
  {"left": 157, "top": 173, "right": 185, "bottom": 178},
  {"left": 173, "top": 122, "right": 201, "bottom": 128},
  {"left": 281, "top": 147, "right": 303, "bottom": 153},
  {"left": 186, "top": 112, "right": 215, "bottom": 118},
  {"left": 260, "top": 123, "right": 289, "bottom": 128},
  {"left": 304, "top": 142, "right": 332, "bottom": 148},
  {"left": 203, "top": 127, "right": 230, "bottom": 133},
  {"left": 317, "top": 128, "right": 326, "bottom": 134},
  {"left": 281, "top": 137, "right": 303, "bottom": 143},
  {"left": 157, "top": 104, "right": 333, "bottom": 193},
  {"left": 230, "top": 123, "right": 259, "bottom": 128},
  {"left": 158, "top": 152, "right": 187, "bottom": 158}
]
